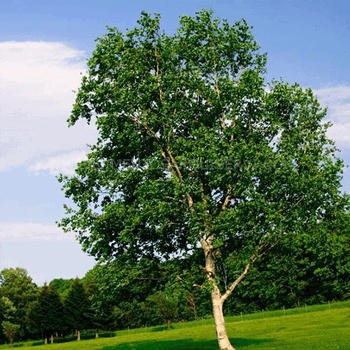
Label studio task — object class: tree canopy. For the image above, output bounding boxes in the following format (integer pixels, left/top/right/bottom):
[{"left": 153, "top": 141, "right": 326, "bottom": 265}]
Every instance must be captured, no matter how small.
[{"left": 58, "top": 9, "right": 346, "bottom": 350}]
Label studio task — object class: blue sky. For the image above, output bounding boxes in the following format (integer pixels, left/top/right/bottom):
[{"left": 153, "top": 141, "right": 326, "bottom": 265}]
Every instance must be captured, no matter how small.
[{"left": 1, "top": 0, "right": 349, "bottom": 285}]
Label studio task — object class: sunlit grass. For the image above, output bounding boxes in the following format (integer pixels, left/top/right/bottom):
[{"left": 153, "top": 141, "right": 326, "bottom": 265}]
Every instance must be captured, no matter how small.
[{"left": 2, "top": 301, "right": 350, "bottom": 349}]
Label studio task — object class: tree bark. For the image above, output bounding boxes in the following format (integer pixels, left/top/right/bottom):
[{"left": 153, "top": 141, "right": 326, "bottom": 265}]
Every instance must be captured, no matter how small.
[
  {"left": 212, "top": 291, "right": 236, "bottom": 350},
  {"left": 51, "top": 334, "right": 54, "bottom": 344},
  {"left": 77, "top": 330, "right": 81, "bottom": 341},
  {"left": 201, "top": 237, "right": 236, "bottom": 350}
]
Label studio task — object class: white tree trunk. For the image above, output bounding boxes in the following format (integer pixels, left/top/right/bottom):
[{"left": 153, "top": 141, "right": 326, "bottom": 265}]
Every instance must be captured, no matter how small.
[
  {"left": 77, "top": 330, "right": 81, "bottom": 341},
  {"left": 201, "top": 236, "right": 236, "bottom": 350},
  {"left": 51, "top": 334, "right": 54, "bottom": 344},
  {"left": 212, "top": 291, "right": 236, "bottom": 350}
]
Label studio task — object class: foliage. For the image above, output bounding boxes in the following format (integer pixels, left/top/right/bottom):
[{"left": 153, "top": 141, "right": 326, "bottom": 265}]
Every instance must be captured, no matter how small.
[
  {"left": 223, "top": 200, "right": 350, "bottom": 314},
  {"left": 49, "top": 279, "right": 75, "bottom": 299},
  {"left": 83, "top": 258, "right": 169, "bottom": 329},
  {"left": 57, "top": 9, "right": 346, "bottom": 349},
  {"left": 0, "top": 268, "right": 38, "bottom": 339},
  {"left": 58, "top": 9, "right": 345, "bottom": 276},
  {"left": 0, "top": 268, "right": 38, "bottom": 303},
  {"left": 0, "top": 298, "right": 16, "bottom": 323}
]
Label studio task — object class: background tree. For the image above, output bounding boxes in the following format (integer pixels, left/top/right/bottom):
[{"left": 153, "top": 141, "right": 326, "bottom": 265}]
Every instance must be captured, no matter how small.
[
  {"left": 83, "top": 254, "right": 208, "bottom": 329},
  {"left": 58, "top": 9, "right": 346, "bottom": 350},
  {"left": 64, "top": 279, "right": 92, "bottom": 341},
  {"left": 1, "top": 321, "right": 20, "bottom": 345},
  {"left": 26, "top": 285, "right": 65, "bottom": 344},
  {"left": 84, "top": 258, "right": 169, "bottom": 330},
  {"left": 0, "top": 297, "right": 16, "bottom": 343},
  {"left": 227, "top": 198, "right": 350, "bottom": 313},
  {"left": 82, "top": 270, "right": 113, "bottom": 337},
  {"left": 147, "top": 291, "right": 179, "bottom": 330},
  {"left": 0, "top": 268, "right": 38, "bottom": 339},
  {"left": 25, "top": 300, "right": 42, "bottom": 341}
]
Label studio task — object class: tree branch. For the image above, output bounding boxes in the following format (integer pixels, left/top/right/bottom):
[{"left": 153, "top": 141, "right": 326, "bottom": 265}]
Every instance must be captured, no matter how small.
[
  {"left": 129, "top": 115, "right": 195, "bottom": 213},
  {"left": 165, "top": 149, "right": 195, "bottom": 213},
  {"left": 220, "top": 185, "right": 232, "bottom": 215},
  {"left": 221, "top": 255, "right": 256, "bottom": 303}
]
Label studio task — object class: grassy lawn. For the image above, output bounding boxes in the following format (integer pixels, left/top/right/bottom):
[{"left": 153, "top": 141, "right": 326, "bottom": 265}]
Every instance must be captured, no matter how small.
[{"left": 2, "top": 303, "right": 350, "bottom": 349}]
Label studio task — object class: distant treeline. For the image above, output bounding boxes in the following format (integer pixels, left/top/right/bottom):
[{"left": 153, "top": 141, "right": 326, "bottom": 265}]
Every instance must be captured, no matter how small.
[{"left": 1, "top": 214, "right": 350, "bottom": 344}]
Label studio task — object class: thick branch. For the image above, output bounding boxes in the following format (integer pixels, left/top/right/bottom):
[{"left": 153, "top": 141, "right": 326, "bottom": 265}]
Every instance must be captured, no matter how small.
[
  {"left": 165, "top": 149, "right": 195, "bottom": 212},
  {"left": 220, "top": 185, "right": 232, "bottom": 214},
  {"left": 220, "top": 233, "right": 283, "bottom": 304},
  {"left": 129, "top": 116, "right": 160, "bottom": 144},
  {"left": 129, "top": 115, "right": 194, "bottom": 213},
  {"left": 221, "top": 255, "right": 256, "bottom": 303},
  {"left": 230, "top": 119, "right": 236, "bottom": 141}
]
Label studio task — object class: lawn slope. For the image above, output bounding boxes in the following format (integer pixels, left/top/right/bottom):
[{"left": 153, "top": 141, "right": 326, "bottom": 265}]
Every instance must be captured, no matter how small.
[{"left": 2, "top": 304, "right": 350, "bottom": 349}]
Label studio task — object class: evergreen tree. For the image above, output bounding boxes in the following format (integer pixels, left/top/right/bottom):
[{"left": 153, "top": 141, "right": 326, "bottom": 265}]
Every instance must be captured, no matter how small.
[
  {"left": 40, "top": 285, "right": 65, "bottom": 343},
  {"left": 64, "top": 279, "right": 92, "bottom": 341},
  {"left": 26, "top": 285, "right": 65, "bottom": 343}
]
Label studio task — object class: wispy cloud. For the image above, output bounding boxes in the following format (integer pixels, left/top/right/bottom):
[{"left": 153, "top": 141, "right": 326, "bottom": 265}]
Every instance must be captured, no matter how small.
[
  {"left": 0, "top": 222, "right": 75, "bottom": 242},
  {"left": 29, "top": 151, "right": 87, "bottom": 175},
  {"left": 315, "top": 86, "right": 350, "bottom": 122},
  {"left": 315, "top": 86, "right": 350, "bottom": 148},
  {"left": 0, "top": 41, "right": 97, "bottom": 172},
  {"left": 1, "top": 42, "right": 349, "bottom": 174}
]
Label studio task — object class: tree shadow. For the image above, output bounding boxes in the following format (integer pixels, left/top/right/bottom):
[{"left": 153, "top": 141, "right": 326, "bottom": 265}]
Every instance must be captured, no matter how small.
[{"left": 101, "top": 337, "right": 272, "bottom": 349}]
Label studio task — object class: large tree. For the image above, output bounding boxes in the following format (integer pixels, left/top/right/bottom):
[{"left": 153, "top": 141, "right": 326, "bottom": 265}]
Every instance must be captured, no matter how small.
[{"left": 58, "top": 10, "right": 346, "bottom": 350}]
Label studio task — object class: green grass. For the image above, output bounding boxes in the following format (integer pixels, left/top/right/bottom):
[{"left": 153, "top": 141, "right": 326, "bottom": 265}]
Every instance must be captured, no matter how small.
[{"left": 2, "top": 301, "right": 350, "bottom": 349}]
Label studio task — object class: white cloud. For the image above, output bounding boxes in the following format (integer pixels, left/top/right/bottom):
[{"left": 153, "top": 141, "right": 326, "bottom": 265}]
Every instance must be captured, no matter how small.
[
  {"left": 315, "top": 86, "right": 350, "bottom": 148},
  {"left": 1, "top": 42, "right": 349, "bottom": 171},
  {"left": 326, "top": 123, "right": 350, "bottom": 148},
  {"left": 315, "top": 86, "right": 350, "bottom": 122},
  {"left": 0, "top": 41, "right": 97, "bottom": 172},
  {"left": 29, "top": 151, "right": 87, "bottom": 175},
  {"left": 0, "top": 222, "right": 75, "bottom": 242},
  {"left": 0, "top": 41, "right": 84, "bottom": 118}
]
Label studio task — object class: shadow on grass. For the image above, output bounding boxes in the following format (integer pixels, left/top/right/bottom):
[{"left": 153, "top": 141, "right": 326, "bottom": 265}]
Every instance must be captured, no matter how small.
[{"left": 101, "top": 337, "right": 272, "bottom": 350}]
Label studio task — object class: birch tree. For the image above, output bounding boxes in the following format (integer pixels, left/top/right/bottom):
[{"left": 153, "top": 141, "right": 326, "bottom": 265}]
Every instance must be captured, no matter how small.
[{"left": 58, "top": 9, "right": 345, "bottom": 350}]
